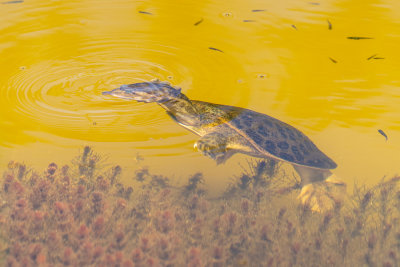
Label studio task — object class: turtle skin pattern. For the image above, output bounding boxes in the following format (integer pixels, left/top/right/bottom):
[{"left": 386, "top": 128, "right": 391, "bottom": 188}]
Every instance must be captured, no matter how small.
[{"left": 191, "top": 101, "right": 337, "bottom": 170}]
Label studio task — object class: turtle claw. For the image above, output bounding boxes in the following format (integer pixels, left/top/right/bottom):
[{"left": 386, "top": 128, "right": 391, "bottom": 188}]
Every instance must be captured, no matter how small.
[{"left": 298, "top": 178, "right": 346, "bottom": 213}]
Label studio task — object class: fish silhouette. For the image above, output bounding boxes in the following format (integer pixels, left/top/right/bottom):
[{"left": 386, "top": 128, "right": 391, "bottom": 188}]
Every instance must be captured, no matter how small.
[{"left": 378, "top": 129, "right": 388, "bottom": 141}]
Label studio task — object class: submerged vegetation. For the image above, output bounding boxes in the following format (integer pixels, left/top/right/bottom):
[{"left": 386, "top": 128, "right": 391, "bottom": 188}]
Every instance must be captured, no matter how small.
[{"left": 1, "top": 147, "right": 400, "bottom": 266}]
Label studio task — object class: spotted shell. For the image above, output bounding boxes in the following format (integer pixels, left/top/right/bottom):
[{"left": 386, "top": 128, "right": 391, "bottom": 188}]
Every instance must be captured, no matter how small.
[{"left": 216, "top": 104, "right": 337, "bottom": 169}]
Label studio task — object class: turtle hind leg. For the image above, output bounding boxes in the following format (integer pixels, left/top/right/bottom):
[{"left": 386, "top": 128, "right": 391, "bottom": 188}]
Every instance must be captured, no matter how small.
[
  {"left": 293, "top": 165, "right": 332, "bottom": 186},
  {"left": 194, "top": 132, "right": 236, "bottom": 164},
  {"left": 293, "top": 165, "right": 346, "bottom": 212}
]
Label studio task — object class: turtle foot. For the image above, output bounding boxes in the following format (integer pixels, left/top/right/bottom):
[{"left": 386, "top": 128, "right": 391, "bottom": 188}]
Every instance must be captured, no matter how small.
[
  {"left": 194, "top": 132, "right": 236, "bottom": 164},
  {"left": 194, "top": 140, "right": 225, "bottom": 161},
  {"left": 298, "top": 176, "right": 346, "bottom": 212}
]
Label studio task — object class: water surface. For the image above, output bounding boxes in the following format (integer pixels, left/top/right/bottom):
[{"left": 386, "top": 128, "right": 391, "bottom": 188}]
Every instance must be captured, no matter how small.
[{"left": 1, "top": 0, "right": 400, "bottom": 190}]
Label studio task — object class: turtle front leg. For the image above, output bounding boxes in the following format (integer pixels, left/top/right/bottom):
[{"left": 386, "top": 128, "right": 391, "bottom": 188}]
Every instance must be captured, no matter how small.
[{"left": 194, "top": 132, "right": 235, "bottom": 164}]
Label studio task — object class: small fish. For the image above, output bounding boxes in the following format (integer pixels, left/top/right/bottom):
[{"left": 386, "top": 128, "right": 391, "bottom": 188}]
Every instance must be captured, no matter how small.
[
  {"left": 327, "top": 19, "right": 332, "bottom": 30},
  {"left": 251, "top": 9, "right": 266, "bottom": 12},
  {"left": 372, "top": 57, "right": 385, "bottom": 60},
  {"left": 243, "top": 20, "right": 256, "bottom": 22},
  {"left": 2, "top": 0, "right": 23, "bottom": 3},
  {"left": 138, "top": 11, "right": 152, "bottom": 15},
  {"left": 367, "top": 54, "right": 378, "bottom": 60},
  {"left": 378, "top": 129, "right": 388, "bottom": 141},
  {"left": 347, "top": 36, "right": 373, "bottom": 40},
  {"left": 329, "top": 57, "right": 337, "bottom": 63},
  {"left": 194, "top": 18, "right": 203, "bottom": 26},
  {"left": 208, "top": 47, "right": 224, "bottom": 53},
  {"left": 291, "top": 24, "right": 298, "bottom": 30}
]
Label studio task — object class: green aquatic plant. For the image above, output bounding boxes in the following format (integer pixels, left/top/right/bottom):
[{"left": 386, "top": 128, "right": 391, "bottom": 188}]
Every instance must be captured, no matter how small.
[{"left": 1, "top": 148, "right": 400, "bottom": 266}]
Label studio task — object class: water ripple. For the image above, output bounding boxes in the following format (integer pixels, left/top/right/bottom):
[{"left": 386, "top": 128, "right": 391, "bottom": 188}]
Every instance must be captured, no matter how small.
[
  {"left": 6, "top": 59, "right": 165, "bottom": 129},
  {"left": 3, "top": 31, "right": 241, "bottom": 138}
]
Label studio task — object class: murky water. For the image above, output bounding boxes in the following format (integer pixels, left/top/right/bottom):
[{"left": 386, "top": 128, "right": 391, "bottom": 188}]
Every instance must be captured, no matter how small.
[{"left": 1, "top": 0, "right": 400, "bottom": 191}]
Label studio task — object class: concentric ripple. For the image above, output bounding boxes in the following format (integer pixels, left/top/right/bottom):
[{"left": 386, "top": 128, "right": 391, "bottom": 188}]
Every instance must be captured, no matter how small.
[
  {"left": 0, "top": 0, "right": 254, "bottom": 145},
  {"left": 2, "top": 33, "right": 244, "bottom": 142},
  {"left": 5, "top": 57, "right": 171, "bottom": 130}
]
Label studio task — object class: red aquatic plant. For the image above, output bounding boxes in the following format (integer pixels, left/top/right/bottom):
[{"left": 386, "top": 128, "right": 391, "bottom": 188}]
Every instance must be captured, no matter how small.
[{"left": 2, "top": 150, "right": 400, "bottom": 266}]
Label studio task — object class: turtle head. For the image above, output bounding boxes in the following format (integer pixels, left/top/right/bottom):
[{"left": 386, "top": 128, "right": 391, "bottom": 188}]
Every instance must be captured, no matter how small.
[{"left": 102, "top": 80, "right": 182, "bottom": 103}]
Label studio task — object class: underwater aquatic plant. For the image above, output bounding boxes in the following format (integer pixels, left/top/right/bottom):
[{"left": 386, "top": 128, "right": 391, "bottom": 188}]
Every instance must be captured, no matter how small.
[{"left": 1, "top": 148, "right": 400, "bottom": 266}]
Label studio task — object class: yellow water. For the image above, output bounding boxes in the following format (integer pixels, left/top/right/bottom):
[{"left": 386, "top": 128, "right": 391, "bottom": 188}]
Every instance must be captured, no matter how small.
[{"left": 1, "top": 0, "right": 400, "bottom": 191}]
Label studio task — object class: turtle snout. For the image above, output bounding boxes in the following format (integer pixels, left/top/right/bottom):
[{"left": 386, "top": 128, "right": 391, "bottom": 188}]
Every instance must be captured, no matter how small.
[{"left": 102, "top": 90, "right": 113, "bottom": 95}]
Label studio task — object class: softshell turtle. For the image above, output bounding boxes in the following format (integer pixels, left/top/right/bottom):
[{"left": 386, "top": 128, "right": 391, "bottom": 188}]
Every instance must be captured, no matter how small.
[{"left": 103, "top": 80, "right": 344, "bottom": 211}]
